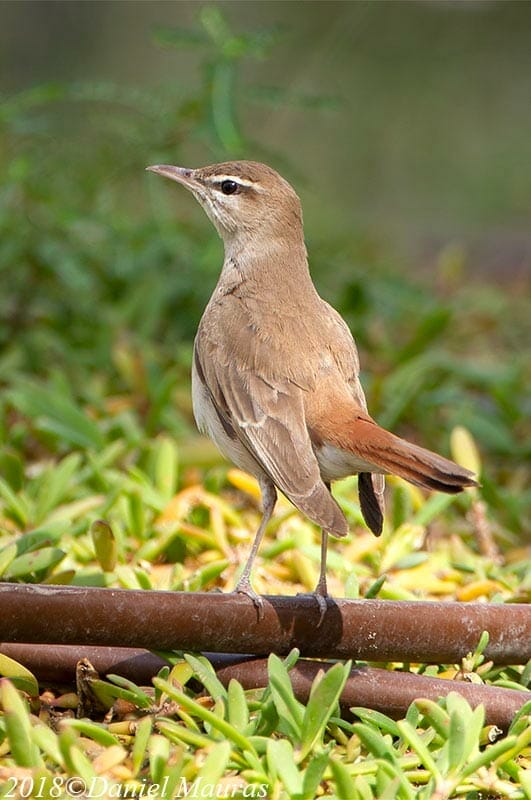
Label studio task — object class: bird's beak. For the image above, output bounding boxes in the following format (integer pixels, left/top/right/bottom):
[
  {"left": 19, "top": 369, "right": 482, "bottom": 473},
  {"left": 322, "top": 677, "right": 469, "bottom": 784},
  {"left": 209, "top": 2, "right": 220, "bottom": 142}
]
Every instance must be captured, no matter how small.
[{"left": 145, "top": 164, "right": 199, "bottom": 191}]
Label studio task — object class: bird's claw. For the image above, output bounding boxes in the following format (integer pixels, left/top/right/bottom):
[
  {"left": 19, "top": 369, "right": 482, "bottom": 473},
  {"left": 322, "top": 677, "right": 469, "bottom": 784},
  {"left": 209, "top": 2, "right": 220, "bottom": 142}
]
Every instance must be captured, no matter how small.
[
  {"left": 312, "top": 576, "right": 329, "bottom": 626},
  {"left": 313, "top": 590, "right": 329, "bottom": 626},
  {"left": 296, "top": 586, "right": 329, "bottom": 625},
  {"left": 233, "top": 579, "right": 265, "bottom": 621}
]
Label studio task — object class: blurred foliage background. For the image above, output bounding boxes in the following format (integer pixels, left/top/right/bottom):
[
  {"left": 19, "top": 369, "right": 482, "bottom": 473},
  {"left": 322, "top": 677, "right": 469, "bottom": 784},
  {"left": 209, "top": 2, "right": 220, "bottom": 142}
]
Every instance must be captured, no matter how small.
[{"left": 0, "top": 0, "right": 529, "bottom": 537}]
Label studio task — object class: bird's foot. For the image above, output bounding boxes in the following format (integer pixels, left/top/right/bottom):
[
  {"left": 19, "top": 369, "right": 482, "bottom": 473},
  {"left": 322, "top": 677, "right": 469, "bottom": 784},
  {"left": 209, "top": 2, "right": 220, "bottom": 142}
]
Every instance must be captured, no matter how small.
[
  {"left": 296, "top": 579, "right": 329, "bottom": 624},
  {"left": 233, "top": 577, "right": 265, "bottom": 621},
  {"left": 313, "top": 576, "right": 329, "bottom": 626}
]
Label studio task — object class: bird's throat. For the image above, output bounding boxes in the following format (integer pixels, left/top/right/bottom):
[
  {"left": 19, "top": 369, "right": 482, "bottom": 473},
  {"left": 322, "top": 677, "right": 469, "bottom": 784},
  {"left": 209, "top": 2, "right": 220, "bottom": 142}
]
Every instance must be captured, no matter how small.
[{"left": 221, "top": 234, "right": 315, "bottom": 300}]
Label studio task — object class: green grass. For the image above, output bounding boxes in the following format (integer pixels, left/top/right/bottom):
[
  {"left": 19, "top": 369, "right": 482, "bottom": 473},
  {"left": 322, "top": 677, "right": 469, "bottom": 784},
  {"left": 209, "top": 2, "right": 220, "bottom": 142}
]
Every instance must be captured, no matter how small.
[{"left": 0, "top": 649, "right": 530, "bottom": 798}]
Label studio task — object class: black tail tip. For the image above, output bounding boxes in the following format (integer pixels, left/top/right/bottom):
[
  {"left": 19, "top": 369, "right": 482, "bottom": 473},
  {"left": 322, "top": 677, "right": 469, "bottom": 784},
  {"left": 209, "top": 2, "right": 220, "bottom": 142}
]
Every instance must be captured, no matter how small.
[{"left": 358, "top": 472, "right": 384, "bottom": 536}]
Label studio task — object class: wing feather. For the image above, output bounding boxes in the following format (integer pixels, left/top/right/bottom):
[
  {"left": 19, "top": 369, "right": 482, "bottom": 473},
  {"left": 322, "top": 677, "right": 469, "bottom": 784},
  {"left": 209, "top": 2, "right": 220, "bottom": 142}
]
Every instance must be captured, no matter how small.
[{"left": 201, "top": 351, "right": 348, "bottom": 536}]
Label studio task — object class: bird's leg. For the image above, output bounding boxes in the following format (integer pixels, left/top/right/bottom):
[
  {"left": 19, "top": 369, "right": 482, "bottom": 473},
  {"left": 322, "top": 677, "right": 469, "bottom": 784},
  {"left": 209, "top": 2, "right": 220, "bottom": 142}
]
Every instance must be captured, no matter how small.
[
  {"left": 310, "top": 480, "right": 332, "bottom": 623},
  {"left": 234, "top": 480, "right": 277, "bottom": 620},
  {"left": 312, "top": 529, "right": 329, "bottom": 623}
]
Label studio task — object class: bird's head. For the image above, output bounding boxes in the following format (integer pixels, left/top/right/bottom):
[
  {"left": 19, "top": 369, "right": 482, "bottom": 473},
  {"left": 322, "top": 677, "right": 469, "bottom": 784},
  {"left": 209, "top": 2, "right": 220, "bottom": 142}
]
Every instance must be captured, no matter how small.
[{"left": 146, "top": 161, "right": 303, "bottom": 246}]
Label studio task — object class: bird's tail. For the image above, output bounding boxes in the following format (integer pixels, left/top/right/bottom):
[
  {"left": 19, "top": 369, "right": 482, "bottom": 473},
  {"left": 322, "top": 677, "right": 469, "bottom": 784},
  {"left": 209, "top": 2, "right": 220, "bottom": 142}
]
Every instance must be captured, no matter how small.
[{"left": 346, "top": 416, "right": 478, "bottom": 494}]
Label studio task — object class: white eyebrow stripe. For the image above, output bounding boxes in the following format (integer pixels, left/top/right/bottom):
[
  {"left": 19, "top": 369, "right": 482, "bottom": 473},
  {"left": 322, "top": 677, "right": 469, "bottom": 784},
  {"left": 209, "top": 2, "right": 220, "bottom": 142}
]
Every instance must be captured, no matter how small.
[{"left": 208, "top": 175, "right": 260, "bottom": 189}]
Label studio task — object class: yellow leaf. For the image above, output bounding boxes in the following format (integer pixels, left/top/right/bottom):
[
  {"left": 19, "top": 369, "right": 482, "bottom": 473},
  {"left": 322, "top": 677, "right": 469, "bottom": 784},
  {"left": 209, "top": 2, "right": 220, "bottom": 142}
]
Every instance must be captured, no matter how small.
[
  {"left": 227, "top": 469, "right": 261, "bottom": 501},
  {"left": 450, "top": 426, "right": 481, "bottom": 479},
  {"left": 456, "top": 579, "right": 505, "bottom": 602}
]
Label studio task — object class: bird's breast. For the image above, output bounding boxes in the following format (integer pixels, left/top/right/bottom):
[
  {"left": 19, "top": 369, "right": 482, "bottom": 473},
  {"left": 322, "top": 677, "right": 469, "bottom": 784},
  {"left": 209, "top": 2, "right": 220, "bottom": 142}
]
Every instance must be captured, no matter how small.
[{"left": 191, "top": 353, "right": 266, "bottom": 480}]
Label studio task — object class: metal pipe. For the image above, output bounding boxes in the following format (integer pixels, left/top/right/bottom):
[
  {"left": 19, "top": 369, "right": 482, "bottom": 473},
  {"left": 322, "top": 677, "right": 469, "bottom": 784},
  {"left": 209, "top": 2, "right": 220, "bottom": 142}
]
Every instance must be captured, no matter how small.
[
  {"left": 1, "top": 643, "right": 527, "bottom": 730},
  {"left": 0, "top": 584, "right": 529, "bottom": 664}
]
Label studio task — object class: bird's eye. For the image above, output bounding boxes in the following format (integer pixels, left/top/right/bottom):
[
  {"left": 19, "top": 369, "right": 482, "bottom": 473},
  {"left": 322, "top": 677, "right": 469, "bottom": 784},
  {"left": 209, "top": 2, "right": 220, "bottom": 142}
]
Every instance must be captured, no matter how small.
[{"left": 220, "top": 179, "right": 239, "bottom": 195}]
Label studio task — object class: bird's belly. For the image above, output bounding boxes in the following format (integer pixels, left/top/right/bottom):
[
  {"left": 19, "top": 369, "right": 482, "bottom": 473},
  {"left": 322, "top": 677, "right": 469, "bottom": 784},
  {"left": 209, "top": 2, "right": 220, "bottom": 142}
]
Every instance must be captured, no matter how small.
[{"left": 315, "top": 443, "right": 382, "bottom": 482}]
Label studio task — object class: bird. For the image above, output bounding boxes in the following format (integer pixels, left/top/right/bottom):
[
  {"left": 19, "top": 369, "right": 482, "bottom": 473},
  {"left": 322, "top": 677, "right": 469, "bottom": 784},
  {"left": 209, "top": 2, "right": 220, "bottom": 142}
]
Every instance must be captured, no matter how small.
[{"left": 146, "top": 160, "right": 477, "bottom": 615}]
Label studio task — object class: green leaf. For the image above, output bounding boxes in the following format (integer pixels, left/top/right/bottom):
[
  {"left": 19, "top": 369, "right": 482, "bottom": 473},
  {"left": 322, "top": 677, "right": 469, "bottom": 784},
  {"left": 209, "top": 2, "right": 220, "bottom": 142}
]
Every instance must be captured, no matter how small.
[
  {"left": 365, "top": 574, "right": 387, "bottom": 599},
  {"left": 149, "top": 733, "right": 170, "bottom": 784},
  {"left": 0, "top": 543, "right": 17, "bottom": 577},
  {"left": 3, "top": 546, "right": 66, "bottom": 579},
  {"left": 391, "top": 552, "right": 429, "bottom": 571},
  {"left": 153, "top": 436, "right": 179, "bottom": 500},
  {"left": 378, "top": 353, "right": 434, "bottom": 430},
  {"left": 153, "top": 677, "right": 256, "bottom": 754},
  {"left": 404, "top": 700, "right": 420, "bottom": 729},
  {"left": 468, "top": 630, "right": 490, "bottom": 669},
  {"left": 200, "top": 6, "right": 232, "bottom": 47},
  {"left": 397, "top": 307, "right": 452, "bottom": 363},
  {"left": 86, "top": 677, "right": 149, "bottom": 710},
  {"left": 447, "top": 708, "right": 468, "bottom": 773},
  {"left": 396, "top": 720, "right": 441, "bottom": 780},
  {"left": 379, "top": 523, "right": 423, "bottom": 574},
  {"left": 0, "top": 449, "right": 24, "bottom": 492},
  {"left": 508, "top": 700, "right": 531, "bottom": 735},
  {"left": 329, "top": 755, "right": 357, "bottom": 800},
  {"left": 415, "top": 698, "right": 450, "bottom": 740},
  {"left": 353, "top": 774, "right": 375, "bottom": 800},
  {"left": 1, "top": 679, "right": 43, "bottom": 767},
  {"left": 302, "top": 749, "right": 330, "bottom": 800},
  {"left": 132, "top": 716, "right": 153, "bottom": 776},
  {"left": 352, "top": 722, "right": 399, "bottom": 766},
  {"left": 379, "top": 760, "right": 416, "bottom": 800},
  {"left": 11, "top": 524, "right": 66, "bottom": 555},
  {"left": 0, "top": 654, "right": 39, "bottom": 697},
  {"left": 196, "top": 740, "right": 231, "bottom": 785},
  {"left": 127, "top": 489, "right": 146, "bottom": 538},
  {"left": 156, "top": 719, "right": 213, "bottom": 752},
  {"left": 344, "top": 571, "right": 360, "bottom": 599},
  {"left": 300, "top": 661, "right": 350, "bottom": 760},
  {"left": 351, "top": 708, "right": 401, "bottom": 738},
  {"left": 267, "top": 739, "right": 303, "bottom": 796},
  {"left": 461, "top": 736, "right": 518, "bottom": 778},
  {"left": 375, "top": 767, "right": 401, "bottom": 800},
  {"left": 187, "top": 559, "right": 231, "bottom": 590},
  {"left": 519, "top": 766, "right": 531, "bottom": 800},
  {"left": 461, "top": 703, "right": 485, "bottom": 766},
  {"left": 32, "top": 724, "right": 64, "bottom": 767},
  {"left": 227, "top": 678, "right": 250, "bottom": 732},
  {"left": 185, "top": 654, "right": 228, "bottom": 702},
  {"left": 268, "top": 653, "right": 304, "bottom": 740},
  {"left": 0, "top": 477, "right": 29, "bottom": 527},
  {"left": 105, "top": 674, "right": 153, "bottom": 708},
  {"left": 66, "top": 744, "right": 97, "bottom": 784},
  {"left": 8, "top": 379, "right": 104, "bottom": 450},
  {"left": 34, "top": 452, "right": 82, "bottom": 522},
  {"left": 90, "top": 519, "right": 117, "bottom": 571},
  {"left": 283, "top": 648, "right": 301, "bottom": 670},
  {"left": 63, "top": 719, "right": 121, "bottom": 747}
]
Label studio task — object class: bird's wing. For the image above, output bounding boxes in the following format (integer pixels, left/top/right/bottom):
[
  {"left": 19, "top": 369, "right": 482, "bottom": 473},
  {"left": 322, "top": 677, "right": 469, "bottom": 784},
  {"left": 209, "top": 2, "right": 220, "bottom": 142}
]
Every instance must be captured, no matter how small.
[
  {"left": 317, "top": 300, "right": 387, "bottom": 534},
  {"left": 196, "top": 343, "right": 348, "bottom": 537}
]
